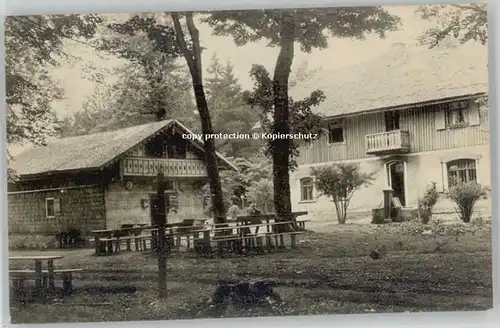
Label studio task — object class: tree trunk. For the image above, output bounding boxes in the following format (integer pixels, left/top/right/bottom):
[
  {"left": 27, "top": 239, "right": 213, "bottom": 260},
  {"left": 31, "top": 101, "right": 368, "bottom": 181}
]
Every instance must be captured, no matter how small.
[
  {"left": 272, "top": 14, "right": 295, "bottom": 231},
  {"left": 192, "top": 79, "right": 227, "bottom": 225},
  {"left": 172, "top": 13, "right": 227, "bottom": 225},
  {"left": 156, "top": 171, "right": 167, "bottom": 298}
]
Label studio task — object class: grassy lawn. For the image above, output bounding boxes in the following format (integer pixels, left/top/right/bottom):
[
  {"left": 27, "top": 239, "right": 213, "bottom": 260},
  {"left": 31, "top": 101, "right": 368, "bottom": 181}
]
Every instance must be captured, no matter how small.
[{"left": 9, "top": 219, "right": 492, "bottom": 323}]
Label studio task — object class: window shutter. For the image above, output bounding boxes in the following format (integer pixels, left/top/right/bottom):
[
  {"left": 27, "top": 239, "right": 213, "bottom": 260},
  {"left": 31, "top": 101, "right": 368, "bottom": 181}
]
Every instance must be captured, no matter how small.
[
  {"left": 468, "top": 100, "right": 481, "bottom": 126},
  {"left": 435, "top": 109, "right": 446, "bottom": 130}
]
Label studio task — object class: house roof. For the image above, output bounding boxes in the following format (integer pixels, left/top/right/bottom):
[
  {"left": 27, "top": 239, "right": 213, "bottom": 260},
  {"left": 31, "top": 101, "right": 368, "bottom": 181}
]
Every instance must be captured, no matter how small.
[
  {"left": 10, "top": 119, "right": 238, "bottom": 177},
  {"left": 291, "top": 42, "right": 488, "bottom": 117}
]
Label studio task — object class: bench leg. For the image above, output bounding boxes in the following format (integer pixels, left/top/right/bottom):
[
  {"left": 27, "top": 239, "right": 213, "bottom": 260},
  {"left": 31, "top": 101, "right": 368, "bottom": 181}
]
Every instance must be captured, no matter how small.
[
  {"left": 94, "top": 237, "right": 100, "bottom": 255},
  {"left": 106, "top": 240, "right": 113, "bottom": 255},
  {"left": 12, "top": 278, "right": 26, "bottom": 298},
  {"left": 279, "top": 235, "right": 285, "bottom": 248},
  {"left": 143, "top": 239, "right": 147, "bottom": 251},
  {"left": 176, "top": 236, "right": 181, "bottom": 251},
  {"left": 114, "top": 240, "right": 121, "bottom": 253},
  {"left": 291, "top": 233, "right": 297, "bottom": 249},
  {"left": 96, "top": 240, "right": 106, "bottom": 256},
  {"left": 48, "top": 260, "right": 55, "bottom": 290},
  {"left": 265, "top": 235, "right": 273, "bottom": 250},
  {"left": 34, "top": 260, "right": 42, "bottom": 291},
  {"left": 42, "top": 273, "right": 48, "bottom": 290},
  {"left": 62, "top": 273, "right": 73, "bottom": 296},
  {"left": 256, "top": 236, "right": 264, "bottom": 252},
  {"left": 126, "top": 239, "right": 132, "bottom": 251}
]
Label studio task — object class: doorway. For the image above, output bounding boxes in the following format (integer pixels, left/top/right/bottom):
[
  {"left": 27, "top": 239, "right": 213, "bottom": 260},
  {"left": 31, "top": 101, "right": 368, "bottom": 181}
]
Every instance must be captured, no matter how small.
[
  {"left": 149, "top": 194, "right": 170, "bottom": 226},
  {"left": 387, "top": 161, "right": 406, "bottom": 206},
  {"left": 385, "top": 110, "right": 400, "bottom": 131}
]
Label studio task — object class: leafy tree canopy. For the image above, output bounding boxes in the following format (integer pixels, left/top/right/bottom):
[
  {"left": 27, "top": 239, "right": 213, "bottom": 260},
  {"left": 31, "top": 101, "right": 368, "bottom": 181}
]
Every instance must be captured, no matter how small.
[
  {"left": 203, "top": 7, "right": 401, "bottom": 51},
  {"left": 6, "top": 14, "right": 102, "bottom": 147},
  {"left": 6, "top": 14, "right": 102, "bottom": 182},
  {"left": 417, "top": 4, "right": 487, "bottom": 49},
  {"left": 244, "top": 64, "right": 324, "bottom": 169}
]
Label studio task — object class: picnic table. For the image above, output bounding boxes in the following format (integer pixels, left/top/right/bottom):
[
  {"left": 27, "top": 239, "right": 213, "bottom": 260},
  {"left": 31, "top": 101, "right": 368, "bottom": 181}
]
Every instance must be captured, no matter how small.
[
  {"left": 91, "top": 224, "right": 150, "bottom": 256},
  {"left": 9, "top": 255, "right": 63, "bottom": 291},
  {"left": 233, "top": 211, "right": 309, "bottom": 230},
  {"left": 90, "top": 229, "right": 114, "bottom": 255},
  {"left": 148, "top": 222, "right": 208, "bottom": 252}
]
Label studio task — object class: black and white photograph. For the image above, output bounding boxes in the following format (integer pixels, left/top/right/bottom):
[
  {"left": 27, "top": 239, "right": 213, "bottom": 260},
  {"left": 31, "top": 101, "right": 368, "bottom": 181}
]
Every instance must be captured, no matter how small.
[{"left": 5, "top": 3, "right": 492, "bottom": 323}]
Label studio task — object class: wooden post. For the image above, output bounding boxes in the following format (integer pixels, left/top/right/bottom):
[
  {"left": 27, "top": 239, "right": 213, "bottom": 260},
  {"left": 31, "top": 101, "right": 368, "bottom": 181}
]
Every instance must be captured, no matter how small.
[
  {"left": 383, "top": 187, "right": 393, "bottom": 221},
  {"left": 155, "top": 171, "right": 168, "bottom": 298}
]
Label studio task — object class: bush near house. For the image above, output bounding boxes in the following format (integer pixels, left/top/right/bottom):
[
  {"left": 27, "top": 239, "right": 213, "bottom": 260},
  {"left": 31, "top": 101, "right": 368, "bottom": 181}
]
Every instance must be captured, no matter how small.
[
  {"left": 417, "top": 182, "right": 439, "bottom": 224},
  {"left": 312, "top": 163, "right": 375, "bottom": 224},
  {"left": 448, "top": 182, "right": 488, "bottom": 223}
]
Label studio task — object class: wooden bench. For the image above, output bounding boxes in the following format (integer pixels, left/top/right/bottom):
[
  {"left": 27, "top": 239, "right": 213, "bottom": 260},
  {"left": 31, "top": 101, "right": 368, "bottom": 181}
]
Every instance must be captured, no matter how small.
[
  {"left": 98, "top": 235, "right": 147, "bottom": 255},
  {"left": 212, "top": 231, "right": 305, "bottom": 253},
  {"left": 10, "top": 268, "right": 83, "bottom": 295},
  {"left": 97, "top": 237, "right": 118, "bottom": 255},
  {"left": 297, "top": 219, "right": 311, "bottom": 229}
]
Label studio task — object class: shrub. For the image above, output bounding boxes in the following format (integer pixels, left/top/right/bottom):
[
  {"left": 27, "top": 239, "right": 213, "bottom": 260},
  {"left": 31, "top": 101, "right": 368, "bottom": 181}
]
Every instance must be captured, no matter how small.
[
  {"left": 312, "top": 163, "right": 375, "bottom": 224},
  {"left": 448, "top": 182, "right": 487, "bottom": 223},
  {"left": 417, "top": 182, "right": 439, "bottom": 224}
]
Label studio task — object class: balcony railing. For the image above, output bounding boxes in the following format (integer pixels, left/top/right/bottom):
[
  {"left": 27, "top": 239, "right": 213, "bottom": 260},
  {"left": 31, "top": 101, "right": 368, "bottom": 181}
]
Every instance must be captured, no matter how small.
[
  {"left": 365, "top": 130, "right": 410, "bottom": 155},
  {"left": 121, "top": 157, "right": 207, "bottom": 178}
]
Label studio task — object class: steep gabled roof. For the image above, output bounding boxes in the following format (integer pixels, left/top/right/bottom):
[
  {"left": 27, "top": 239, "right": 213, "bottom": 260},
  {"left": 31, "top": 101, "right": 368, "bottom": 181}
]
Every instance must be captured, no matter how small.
[
  {"left": 291, "top": 43, "right": 488, "bottom": 117},
  {"left": 10, "top": 119, "right": 237, "bottom": 177}
]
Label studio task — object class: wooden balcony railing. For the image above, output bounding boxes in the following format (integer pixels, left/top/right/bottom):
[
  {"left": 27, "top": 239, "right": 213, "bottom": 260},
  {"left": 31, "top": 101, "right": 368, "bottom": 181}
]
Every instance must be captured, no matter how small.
[
  {"left": 365, "top": 130, "right": 410, "bottom": 155},
  {"left": 121, "top": 157, "right": 207, "bottom": 178}
]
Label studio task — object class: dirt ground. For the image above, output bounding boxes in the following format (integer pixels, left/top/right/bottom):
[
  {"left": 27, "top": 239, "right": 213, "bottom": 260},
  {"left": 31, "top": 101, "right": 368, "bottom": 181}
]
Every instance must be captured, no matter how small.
[{"left": 8, "top": 219, "right": 493, "bottom": 323}]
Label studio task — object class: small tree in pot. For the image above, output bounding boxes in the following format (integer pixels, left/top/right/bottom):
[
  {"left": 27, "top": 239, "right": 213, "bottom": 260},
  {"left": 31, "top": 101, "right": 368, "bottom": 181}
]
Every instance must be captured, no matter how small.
[
  {"left": 417, "top": 182, "right": 439, "bottom": 224},
  {"left": 312, "top": 163, "right": 375, "bottom": 224}
]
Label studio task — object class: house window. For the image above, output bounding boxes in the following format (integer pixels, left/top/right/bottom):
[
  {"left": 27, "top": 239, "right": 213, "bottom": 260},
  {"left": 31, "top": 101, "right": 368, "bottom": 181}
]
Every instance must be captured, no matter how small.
[
  {"left": 45, "top": 198, "right": 55, "bottom": 218},
  {"left": 300, "top": 178, "right": 314, "bottom": 201},
  {"left": 447, "top": 159, "right": 477, "bottom": 187},
  {"left": 444, "top": 101, "right": 469, "bottom": 127},
  {"left": 166, "top": 181, "right": 175, "bottom": 190},
  {"left": 328, "top": 121, "right": 344, "bottom": 143}
]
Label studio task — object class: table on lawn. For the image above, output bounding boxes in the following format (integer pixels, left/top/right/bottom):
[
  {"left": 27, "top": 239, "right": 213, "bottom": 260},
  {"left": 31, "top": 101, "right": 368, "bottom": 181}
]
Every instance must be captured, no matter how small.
[
  {"left": 234, "top": 211, "right": 309, "bottom": 232},
  {"left": 91, "top": 229, "right": 114, "bottom": 255},
  {"left": 9, "top": 255, "right": 64, "bottom": 291}
]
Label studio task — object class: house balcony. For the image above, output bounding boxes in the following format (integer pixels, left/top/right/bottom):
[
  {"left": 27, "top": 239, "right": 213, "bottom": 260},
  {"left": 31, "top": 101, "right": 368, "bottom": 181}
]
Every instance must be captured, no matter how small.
[
  {"left": 365, "top": 130, "right": 410, "bottom": 155},
  {"left": 121, "top": 157, "right": 207, "bottom": 178}
]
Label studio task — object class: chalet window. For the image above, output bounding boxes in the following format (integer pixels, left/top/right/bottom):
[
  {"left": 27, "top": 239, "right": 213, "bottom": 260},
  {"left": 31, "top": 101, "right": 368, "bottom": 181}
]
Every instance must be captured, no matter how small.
[
  {"left": 167, "top": 134, "right": 187, "bottom": 159},
  {"left": 145, "top": 138, "right": 166, "bottom": 158},
  {"left": 384, "top": 110, "right": 400, "bottom": 131},
  {"left": 447, "top": 159, "right": 477, "bottom": 187},
  {"left": 45, "top": 198, "right": 55, "bottom": 218},
  {"left": 444, "top": 100, "right": 469, "bottom": 127},
  {"left": 328, "top": 121, "right": 344, "bottom": 144},
  {"left": 300, "top": 178, "right": 314, "bottom": 201}
]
